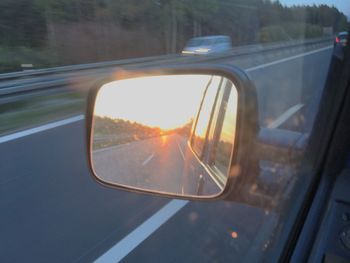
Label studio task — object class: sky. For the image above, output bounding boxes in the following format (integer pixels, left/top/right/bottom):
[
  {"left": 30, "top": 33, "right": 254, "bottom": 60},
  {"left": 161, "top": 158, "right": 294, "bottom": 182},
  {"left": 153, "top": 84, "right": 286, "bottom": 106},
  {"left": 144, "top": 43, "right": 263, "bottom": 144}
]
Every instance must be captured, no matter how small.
[
  {"left": 279, "top": 0, "right": 350, "bottom": 19},
  {"left": 94, "top": 75, "right": 212, "bottom": 130}
]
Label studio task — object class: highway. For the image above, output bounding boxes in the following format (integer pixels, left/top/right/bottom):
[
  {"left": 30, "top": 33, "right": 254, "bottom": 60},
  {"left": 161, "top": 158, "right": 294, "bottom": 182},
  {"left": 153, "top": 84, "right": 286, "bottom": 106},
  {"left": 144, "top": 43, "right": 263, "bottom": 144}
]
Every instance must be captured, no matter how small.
[
  {"left": 93, "top": 133, "right": 221, "bottom": 196},
  {"left": 93, "top": 134, "right": 191, "bottom": 194},
  {"left": 0, "top": 45, "right": 333, "bottom": 262}
]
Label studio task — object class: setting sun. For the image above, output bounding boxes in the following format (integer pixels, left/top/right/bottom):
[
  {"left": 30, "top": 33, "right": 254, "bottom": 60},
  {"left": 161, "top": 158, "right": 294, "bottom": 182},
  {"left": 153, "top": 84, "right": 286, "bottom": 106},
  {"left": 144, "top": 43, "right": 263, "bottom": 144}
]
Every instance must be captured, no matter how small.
[{"left": 94, "top": 75, "right": 212, "bottom": 130}]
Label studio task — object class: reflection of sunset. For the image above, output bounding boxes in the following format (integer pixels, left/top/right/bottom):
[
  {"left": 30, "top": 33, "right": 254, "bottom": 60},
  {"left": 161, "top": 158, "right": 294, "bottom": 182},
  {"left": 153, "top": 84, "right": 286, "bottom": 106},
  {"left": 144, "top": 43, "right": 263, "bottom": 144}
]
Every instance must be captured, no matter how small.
[
  {"left": 161, "top": 135, "right": 168, "bottom": 146},
  {"left": 94, "top": 75, "right": 211, "bottom": 130},
  {"left": 219, "top": 86, "right": 237, "bottom": 143},
  {"left": 231, "top": 231, "right": 238, "bottom": 239}
]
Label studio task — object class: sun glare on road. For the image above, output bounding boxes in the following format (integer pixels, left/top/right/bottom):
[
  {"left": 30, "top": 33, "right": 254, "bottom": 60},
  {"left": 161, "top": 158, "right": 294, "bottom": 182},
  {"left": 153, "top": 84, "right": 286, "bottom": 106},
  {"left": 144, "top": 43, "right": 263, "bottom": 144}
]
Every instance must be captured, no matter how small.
[{"left": 94, "top": 75, "right": 211, "bottom": 130}]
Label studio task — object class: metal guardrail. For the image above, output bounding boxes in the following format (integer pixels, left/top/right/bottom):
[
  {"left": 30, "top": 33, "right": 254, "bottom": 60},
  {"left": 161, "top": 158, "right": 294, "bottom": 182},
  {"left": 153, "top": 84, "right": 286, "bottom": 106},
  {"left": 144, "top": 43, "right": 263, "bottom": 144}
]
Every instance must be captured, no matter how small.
[
  {"left": 0, "top": 36, "right": 332, "bottom": 102},
  {"left": 179, "top": 36, "right": 332, "bottom": 63},
  {"left": 0, "top": 37, "right": 332, "bottom": 81},
  {"left": 0, "top": 54, "right": 179, "bottom": 81}
]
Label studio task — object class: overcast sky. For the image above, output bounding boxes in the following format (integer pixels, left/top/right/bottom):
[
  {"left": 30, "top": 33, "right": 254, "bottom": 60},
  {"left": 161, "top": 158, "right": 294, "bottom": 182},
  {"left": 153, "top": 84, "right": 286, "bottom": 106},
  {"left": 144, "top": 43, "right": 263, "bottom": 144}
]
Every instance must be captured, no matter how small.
[{"left": 279, "top": 0, "right": 350, "bottom": 19}]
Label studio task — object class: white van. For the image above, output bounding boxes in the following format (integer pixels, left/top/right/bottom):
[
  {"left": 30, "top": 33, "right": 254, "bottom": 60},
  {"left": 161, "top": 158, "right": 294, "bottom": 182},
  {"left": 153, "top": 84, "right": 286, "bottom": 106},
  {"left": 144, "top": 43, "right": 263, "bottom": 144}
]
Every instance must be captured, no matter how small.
[{"left": 182, "top": 35, "right": 232, "bottom": 55}]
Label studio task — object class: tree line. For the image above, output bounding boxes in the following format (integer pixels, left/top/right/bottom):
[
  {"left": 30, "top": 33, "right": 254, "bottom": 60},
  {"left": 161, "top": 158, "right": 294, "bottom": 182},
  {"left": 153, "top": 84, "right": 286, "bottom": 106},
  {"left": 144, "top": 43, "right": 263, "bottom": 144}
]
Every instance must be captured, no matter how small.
[{"left": 0, "top": 0, "right": 348, "bottom": 70}]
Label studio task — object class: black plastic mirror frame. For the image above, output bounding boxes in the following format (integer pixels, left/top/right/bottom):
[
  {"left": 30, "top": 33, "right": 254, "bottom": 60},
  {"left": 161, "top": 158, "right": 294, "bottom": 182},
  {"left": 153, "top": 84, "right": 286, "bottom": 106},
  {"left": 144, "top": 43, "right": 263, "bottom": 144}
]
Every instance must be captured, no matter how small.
[{"left": 86, "top": 64, "right": 258, "bottom": 201}]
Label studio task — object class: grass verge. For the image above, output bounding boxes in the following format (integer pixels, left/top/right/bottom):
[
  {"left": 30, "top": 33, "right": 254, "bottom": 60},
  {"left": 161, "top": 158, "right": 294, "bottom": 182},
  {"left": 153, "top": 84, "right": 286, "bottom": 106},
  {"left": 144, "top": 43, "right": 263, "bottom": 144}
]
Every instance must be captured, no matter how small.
[{"left": 0, "top": 92, "right": 85, "bottom": 135}]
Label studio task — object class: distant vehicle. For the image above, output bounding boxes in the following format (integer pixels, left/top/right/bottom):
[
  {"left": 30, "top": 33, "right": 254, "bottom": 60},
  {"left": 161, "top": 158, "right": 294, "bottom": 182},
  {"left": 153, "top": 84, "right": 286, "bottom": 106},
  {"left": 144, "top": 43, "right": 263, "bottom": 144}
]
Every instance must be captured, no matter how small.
[
  {"left": 333, "top": 31, "right": 348, "bottom": 59},
  {"left": 182, "top": 35, "right": 232, "bottom": 55},
  {"left": 334, "top": 31, "right": 348, "bottom": 47}
]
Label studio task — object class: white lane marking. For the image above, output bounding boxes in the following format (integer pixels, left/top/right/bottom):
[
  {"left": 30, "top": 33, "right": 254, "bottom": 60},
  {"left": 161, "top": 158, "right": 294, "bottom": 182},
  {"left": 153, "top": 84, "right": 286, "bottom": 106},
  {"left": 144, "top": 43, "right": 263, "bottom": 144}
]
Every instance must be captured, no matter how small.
[
  {"left": 0, "top": 115, "right": 84, "bottom": 144},
  {"left": 142, "top": 153, "right": 155, "bottom": 166},
  {"left": 268, "top": 103, "right": 304, "bottom": 129},
  {"left": 93, "top": 143, "right": 130, "bottom": 154},
  {"left": 246, "top": 46, "right": 332, "bottom": 72},
  {"left": 175, "top": 139, "right": 185, "bottom": 160},
  {"left": 94, "top": 199, "right": 189, "bottom": 263}
]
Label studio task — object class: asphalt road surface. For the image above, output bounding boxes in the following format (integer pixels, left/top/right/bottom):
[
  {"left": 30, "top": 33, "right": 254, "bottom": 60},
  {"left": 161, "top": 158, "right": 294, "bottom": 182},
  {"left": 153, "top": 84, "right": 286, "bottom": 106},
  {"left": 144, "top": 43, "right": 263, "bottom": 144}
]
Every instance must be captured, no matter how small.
[
  {"left": 93, "top": 133, "right": 221, "bottom": 196},
  {"left": 93, "top": 134, "right": 192, "bottom": 194},
  {"left": 0, "top": 46, "right": 333, "bottom": 262}
]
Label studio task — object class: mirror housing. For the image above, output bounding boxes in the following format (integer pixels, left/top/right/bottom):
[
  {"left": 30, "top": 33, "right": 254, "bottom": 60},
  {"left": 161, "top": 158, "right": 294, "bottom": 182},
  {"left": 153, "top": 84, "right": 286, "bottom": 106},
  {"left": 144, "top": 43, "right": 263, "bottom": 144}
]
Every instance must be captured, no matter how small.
[{"left": 86, "top": 65, "right": 258, "bottom": 201}]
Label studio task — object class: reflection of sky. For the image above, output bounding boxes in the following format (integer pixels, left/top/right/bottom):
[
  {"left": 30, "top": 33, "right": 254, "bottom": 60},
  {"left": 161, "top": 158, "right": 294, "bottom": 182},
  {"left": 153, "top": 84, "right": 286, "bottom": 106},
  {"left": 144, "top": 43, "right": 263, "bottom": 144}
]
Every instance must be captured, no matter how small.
[
  {"left": 220, "top": 86, "right": 237, "bottom": 144},
  {"left": 279, "top": 0, "right": 350, "bottom": 18},
  {"left": 94, "top": 75, "right": 211, "bottom": 130}
]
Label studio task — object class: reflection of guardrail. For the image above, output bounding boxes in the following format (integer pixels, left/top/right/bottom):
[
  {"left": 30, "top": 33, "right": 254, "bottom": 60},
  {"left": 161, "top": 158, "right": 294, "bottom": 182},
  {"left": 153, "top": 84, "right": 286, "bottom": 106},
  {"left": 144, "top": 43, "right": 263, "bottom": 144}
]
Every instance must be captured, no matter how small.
[
  {"left": 257, "top": 127, "right": 307, "bottom": 164},
  {"left": 0, "top": 37, "right": 332, "bottom": 103},
  {"left": 233, "top": 37, "right": 332, "bottom": 55},
  {"left": 183, "top": 37, "right": 332, "bottom": 63}
]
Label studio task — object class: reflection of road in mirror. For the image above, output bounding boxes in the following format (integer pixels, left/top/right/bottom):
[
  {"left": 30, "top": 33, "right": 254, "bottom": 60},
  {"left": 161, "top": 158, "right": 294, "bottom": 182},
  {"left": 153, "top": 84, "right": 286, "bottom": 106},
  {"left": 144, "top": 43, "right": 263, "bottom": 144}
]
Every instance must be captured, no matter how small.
[
  {"left": 93, "top": 132, "right": 221, "bottom": 196},
  {"left": 93, "top": 133, "right": 186, "bottom": 193}
]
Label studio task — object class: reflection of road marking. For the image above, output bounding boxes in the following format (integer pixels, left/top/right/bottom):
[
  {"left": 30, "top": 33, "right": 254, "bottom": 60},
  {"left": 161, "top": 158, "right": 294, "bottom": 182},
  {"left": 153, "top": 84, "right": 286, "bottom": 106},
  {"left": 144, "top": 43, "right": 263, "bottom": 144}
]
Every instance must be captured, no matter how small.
[
  {"left": 268, "top": 103, "right": 304, "bottom": 129},
  {"left": 176, "top": 139, "right": 185, "bottom": 160},
  {"left": 246, "top": 46, "right": 332, "bottom": 72},
  {"left": 93, "top": 143, "right": 129, "bottom": 154},
  {"left": 142, "top": 153, "right": 155, "bottom": 166},
  {"left": 0, "top": 115, "right": 84, "bottom": 144},
  {"left": 95, "top": 199, "right": 189, "bottom": 263}
]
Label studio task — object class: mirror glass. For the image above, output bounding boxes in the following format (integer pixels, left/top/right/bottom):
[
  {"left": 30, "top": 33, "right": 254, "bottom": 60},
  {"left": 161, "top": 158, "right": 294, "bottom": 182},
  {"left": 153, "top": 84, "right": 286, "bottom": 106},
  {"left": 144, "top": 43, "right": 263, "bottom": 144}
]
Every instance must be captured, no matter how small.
[{"left": 91, "top": 74, "right": 238, "bottom": 198}]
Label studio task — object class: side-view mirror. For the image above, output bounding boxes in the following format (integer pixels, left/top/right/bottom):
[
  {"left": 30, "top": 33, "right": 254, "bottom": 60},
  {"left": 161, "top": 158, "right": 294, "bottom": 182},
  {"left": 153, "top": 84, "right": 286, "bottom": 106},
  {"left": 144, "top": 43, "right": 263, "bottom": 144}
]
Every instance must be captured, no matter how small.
[{"left": 86, "top": 65, "right": 258, "bottom": 200}]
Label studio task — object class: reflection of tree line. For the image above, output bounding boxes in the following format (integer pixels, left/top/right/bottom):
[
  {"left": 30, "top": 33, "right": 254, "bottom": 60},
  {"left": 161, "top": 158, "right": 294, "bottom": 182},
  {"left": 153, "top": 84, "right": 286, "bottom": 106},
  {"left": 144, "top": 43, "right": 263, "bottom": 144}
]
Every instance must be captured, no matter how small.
[{"left": 93, "top": 116, "right": 193, "bottom": 149}]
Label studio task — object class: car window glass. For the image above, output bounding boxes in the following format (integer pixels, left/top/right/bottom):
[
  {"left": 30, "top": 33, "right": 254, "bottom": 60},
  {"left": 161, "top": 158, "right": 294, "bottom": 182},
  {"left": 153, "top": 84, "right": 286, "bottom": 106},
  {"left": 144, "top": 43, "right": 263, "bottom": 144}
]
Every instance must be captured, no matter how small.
[
  {"left": 1, "top": 1, "right": 349, "bottom": 262},
  {"left": 187, "top": 39, "right": 200, "bottom": 47}
]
